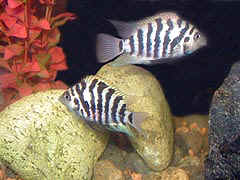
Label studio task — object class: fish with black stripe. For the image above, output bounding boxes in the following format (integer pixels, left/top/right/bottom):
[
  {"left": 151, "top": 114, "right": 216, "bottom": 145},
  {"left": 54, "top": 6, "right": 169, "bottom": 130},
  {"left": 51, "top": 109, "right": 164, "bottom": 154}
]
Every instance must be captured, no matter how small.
[
  {"left": 59, "top": 75, "right": 148, "bottom": 137},
  {"left": 96, "top": 11, "right": 207, "bottom": 66}
]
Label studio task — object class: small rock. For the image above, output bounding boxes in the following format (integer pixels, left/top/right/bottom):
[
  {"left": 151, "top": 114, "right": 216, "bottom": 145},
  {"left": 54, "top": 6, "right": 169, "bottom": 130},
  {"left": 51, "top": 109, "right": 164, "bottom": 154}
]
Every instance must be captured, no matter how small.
[
  {"left": 174, "top": 115, "right": 209, "bottom": 156},
  {"left": 177, "top": 156, "right": 202, "bottom": 168},
  {"left": 99, "top": 142, "right": 128, "bottom": 171},
  {"left": 125, "top": 152, "right": 151, "bottom": 174},
  {"left": 175, "top": 127, "right": 203, "bottom": 155},
  {"left": 143, "top": 167, "right": 189, "bottom": 180},
  {"left": 93, "top": 160, "right": 125, "bottom": 180},
  {"left": 171, "top": 145, "right": 185, "bottom": 166},
  {"left": 176, "top": 156, "right": 204, "bottom": 180},
  {"left": 96, "top": 62, "right": 174, "bottom": 171},
  {"left": 0, "top": 90, "right": 109, "bottom": 180}
]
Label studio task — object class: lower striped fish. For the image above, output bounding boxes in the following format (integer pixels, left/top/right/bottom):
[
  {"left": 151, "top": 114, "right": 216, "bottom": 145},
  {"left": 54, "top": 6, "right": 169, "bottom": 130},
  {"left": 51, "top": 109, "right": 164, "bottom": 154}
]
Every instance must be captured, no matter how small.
[
  {"left": 96, "top": 11, "right": 207, "bottom": 66},
  {"left": 59, "top": 75, "right": 148, "bottom": 137}
]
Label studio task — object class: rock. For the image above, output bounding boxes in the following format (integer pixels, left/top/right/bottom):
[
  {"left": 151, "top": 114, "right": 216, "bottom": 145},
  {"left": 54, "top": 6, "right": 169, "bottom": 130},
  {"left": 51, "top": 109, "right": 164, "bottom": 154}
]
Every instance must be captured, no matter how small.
[
  {"left": 175, "top": 127, "right": 203, "bottom": 155},
  {"left": 205, "top": 61, "right": 240, "bottom": 179},
  {"left": 0, "top": 90, "right": 109, "bottom": 180},
  {"left": 143, "top": 167, "right": 189, "bottom": 180},
  {"left": 174, "top": 115, "right": 209, "bottom": 156},
  {"left": 93, "top": 160, "right": 125, "bottom": 180},
  {"left": 176, "top": 156, "right": 204, "bottom": 180},
  {"left": 124, "top": 152, "right": 151, "bottom": 174},
  {"left": 99, "top": 143, "right": 128, "bottom": 171},
  {"left": 96, "top": 63, "right": 174, "bottom": 171},
  {"left": 171, "top": 145, "right": 185, "bottom": 166}
]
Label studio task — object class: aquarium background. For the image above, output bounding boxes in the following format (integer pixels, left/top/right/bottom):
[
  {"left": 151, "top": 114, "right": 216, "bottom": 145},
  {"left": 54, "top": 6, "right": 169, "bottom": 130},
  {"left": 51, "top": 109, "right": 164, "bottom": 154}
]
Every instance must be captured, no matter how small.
[{"left": 57, "top": 0, "right": 240, "bottom": 116}]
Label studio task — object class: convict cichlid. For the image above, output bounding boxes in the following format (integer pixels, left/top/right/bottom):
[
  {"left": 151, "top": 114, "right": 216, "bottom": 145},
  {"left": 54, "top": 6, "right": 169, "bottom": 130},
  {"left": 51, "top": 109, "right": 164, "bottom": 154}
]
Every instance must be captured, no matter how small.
[
  {"left": 59, "top": 75, "right": 148, "bottom": 137},
  {"left": 96, "top": 11, "right": 207, "bottom": 66}
]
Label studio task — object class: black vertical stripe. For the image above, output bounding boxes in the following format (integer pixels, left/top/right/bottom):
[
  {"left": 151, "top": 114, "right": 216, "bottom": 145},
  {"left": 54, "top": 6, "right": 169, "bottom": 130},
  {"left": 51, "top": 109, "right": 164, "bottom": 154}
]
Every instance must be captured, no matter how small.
[
  {"left": 119, "top": 103, "right": 127, "bottom": 124},
  {"left": 128, "top": 113, "right": 133, "bottom": 125},
  {"left": 111, "top": 96, "right": 123, "bottom": 123},
  {"left": 169, "top": 22, "right": 190, "bottom": 55},
  {"left": 137, "top": 29, "right": 144, "bottom": 56},
  {"left": 154, "top": 18, "right": 163, "bottom": 58},
  {"left": 74, "top": 98, "right": 80, "bottom": 111},
  {"left": 129, "top": 36, "right": 135, "bottom": 55},
  {"left": 89, "top": 79, "right": 98, "bottom": 121},
  {"left": 146, "top": 23, "right": 153, "bottom": 57},
  {"left": 177, "top": 18, "right": 182, "bottom": 28},
  {"left": 184, "top": 37, "right": 190, "bottom": 42},
  {"left": 97, "top": 81, "right": 108, "bottom": 125},
  {"left": 70, "top": 87, "right": 75, "bottom": 96},
  {"left": 189, "top": 26, "right": 195, "bottom": 35},
  {"left": 162, "top": 19, "right": 174, "bottom": 57},
  {"left": 104, "top": 88, "right": 115, "bottom": 124},
  {"left": 75, "top": 82, "right": 90, "bottom": 118},
  {"left": 119, "top": 40, "right": 123, "bottom": 53}
]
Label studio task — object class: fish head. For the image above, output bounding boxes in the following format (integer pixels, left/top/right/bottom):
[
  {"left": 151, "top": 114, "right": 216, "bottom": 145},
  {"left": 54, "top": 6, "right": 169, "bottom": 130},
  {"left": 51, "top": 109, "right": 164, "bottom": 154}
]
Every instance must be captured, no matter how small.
[
  {"left": 59, "top": 89, "right": 76, "bottom": 113},
  {"left": 183, "top": 28, "right": 207, "bottom": 55}
]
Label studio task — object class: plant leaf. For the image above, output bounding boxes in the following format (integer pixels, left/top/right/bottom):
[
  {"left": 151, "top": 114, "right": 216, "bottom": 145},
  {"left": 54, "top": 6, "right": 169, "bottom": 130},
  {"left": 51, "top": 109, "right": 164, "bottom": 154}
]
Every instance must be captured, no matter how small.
[
  {"left": 51, "top": 13, "right": 76, "bottom": 28},
  {"left": 0, "top": 73, "right": 17, "bottom": 89},
  {"left": 22, "top": 59, "right": 41, "bottom": 73},
  {"left": 0, "top": 12, "right": 17, "bottom": 28},
  {"left": 29, "top": 28, "right": 41, "bottom": 43},
  {"left": 4, "top": 44, "right": 24, "bottom": 60},
  {"left": 35, "top": 53, "right": 51, "bottom": 68},
  {"left": 33, "top": 82, "right": 51, "bottom": 92},
  {"left": 18, "top": 82, "right": 33, "bottom": 97},
  {"left": 47, "top": 28, "right": 60, "bottom": 48},
  {"left": 7, "top": 0, "right": 23, "bottom": 9},
  {"left": 49, "top": 61, "right": 68, "bottom": 71},
  {"left": 50, "top": 80, "right": 68, "bottom": 90},
  {"left": 38, "top": 19, "right": 51, "bottom": 30},
  {"left": 8, "top": 23, "right": 27, "bottom": 38},
  {"left": 0, "top": 61, "right": 11, "bottom": 72},
  {"left": 37, "top": 69, "right": 50, "bottom": 78},
  {"left": 49, "top": 47, "right": 65, "bottom": 64}
]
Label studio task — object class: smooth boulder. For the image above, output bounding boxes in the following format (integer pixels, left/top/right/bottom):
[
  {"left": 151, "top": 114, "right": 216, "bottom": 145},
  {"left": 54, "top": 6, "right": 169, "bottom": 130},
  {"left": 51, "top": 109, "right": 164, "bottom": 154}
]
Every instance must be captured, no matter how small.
[{"left": 96, "top": 63, "right": 174, "bottom": 171}]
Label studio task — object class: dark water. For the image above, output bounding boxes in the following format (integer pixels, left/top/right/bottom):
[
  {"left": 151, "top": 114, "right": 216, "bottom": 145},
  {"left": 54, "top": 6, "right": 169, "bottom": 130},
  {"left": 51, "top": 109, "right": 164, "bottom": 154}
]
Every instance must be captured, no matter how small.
[{"left": 57, "top": 0, "right": 240, "bottom": 116}]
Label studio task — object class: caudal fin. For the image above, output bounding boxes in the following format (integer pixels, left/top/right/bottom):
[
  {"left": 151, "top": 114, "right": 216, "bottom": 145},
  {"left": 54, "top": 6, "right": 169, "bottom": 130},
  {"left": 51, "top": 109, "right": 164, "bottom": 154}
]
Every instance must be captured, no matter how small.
[{"left": 96, "top": 33, "right": 123, "bottom": 63}]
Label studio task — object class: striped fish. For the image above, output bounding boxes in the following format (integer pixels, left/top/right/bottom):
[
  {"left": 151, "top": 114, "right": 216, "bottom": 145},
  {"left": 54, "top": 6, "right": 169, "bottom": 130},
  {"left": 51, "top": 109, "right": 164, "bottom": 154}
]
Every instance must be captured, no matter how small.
[
  {"left": 96, "top": 12, "right": 207, "bottom": 66},
  {"left": 59, "top": 75, "right": 148, "bottom": 137}
]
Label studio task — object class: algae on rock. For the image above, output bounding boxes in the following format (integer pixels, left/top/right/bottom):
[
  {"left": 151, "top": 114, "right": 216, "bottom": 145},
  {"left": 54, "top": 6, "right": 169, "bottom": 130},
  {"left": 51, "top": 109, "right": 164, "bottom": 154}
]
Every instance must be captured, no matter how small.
[
  {"left": 96, "top": 63, "right": 174, "bottom": 171},
  {"left": 0, "top": 90, "right": 109, "bottom": 180}
]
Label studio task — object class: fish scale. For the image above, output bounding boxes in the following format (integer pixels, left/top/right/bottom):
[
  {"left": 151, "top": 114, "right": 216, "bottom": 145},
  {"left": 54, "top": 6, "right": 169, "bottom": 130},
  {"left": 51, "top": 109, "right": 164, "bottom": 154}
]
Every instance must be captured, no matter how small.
[
  {"left": 59, "top": 75, "right": 148, "bottom": 136},
  {"left": 96, "top": 11, "right": 207, "bottom": 66}
]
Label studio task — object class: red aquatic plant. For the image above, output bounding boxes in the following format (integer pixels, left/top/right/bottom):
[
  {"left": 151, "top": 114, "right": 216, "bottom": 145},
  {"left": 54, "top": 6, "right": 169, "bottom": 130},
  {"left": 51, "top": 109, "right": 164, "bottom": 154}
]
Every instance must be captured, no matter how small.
[{"left": 0, "top": 0, "right": 76, "bottom": 111}]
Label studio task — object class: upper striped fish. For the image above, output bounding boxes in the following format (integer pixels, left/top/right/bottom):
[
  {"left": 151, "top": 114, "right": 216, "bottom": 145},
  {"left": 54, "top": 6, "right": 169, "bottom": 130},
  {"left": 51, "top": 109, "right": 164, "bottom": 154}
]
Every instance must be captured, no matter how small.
[
  {"left": 59, "top": 75, "right": 148, "bottom": 137},
  {"left": 96, "top": 12, "right": 207, "bottom": 66}
]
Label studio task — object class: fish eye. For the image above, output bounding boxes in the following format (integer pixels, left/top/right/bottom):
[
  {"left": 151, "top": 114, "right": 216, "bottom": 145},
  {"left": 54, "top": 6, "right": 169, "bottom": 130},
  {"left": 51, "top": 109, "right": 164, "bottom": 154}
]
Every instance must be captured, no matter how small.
[
  {"left": 64, "top": 92, "right": 71, "bottom": 101},
  {"left": 194, "top": 32, "right": 201, "bottom": 41}
]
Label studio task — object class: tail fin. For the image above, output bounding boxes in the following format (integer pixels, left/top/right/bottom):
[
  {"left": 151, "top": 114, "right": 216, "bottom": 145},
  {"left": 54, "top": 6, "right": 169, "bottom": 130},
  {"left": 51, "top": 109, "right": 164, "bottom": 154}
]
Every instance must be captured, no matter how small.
[{"left": 96, "top": 33, "right": 123, "bottom": 63}]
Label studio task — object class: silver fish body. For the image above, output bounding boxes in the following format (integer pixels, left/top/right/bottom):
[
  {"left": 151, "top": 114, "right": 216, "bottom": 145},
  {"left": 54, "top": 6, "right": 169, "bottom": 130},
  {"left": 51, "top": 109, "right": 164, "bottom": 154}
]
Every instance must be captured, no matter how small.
[
  {"left": 59, "top": 75, "right": 147, "bottom": 136},
  {"left": 96, "top": 12, "right": 207, "bottom": 66}
]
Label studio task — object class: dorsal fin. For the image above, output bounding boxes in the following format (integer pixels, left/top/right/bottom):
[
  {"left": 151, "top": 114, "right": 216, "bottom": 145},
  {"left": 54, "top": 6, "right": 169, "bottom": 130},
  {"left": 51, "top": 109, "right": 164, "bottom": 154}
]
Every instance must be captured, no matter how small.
[
  {"left": 108, "top": 11, "right": 181, "bottom": 39},
  {"left": 109, "top": 19, "right": 138, "bottom": 39},
  {"left": 138, "top": 11, "right": 181, "bottom": 25}
]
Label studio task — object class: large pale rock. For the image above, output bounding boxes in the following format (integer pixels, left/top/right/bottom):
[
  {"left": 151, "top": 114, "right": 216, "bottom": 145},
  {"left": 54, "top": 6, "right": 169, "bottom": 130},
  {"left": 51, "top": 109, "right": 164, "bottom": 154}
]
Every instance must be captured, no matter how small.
[
  {"left": 96, "top": 63, "right": 174, "bottom": 171},
  {"left": 0, "top": 90, "right": 109, "bottom": 180}
]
